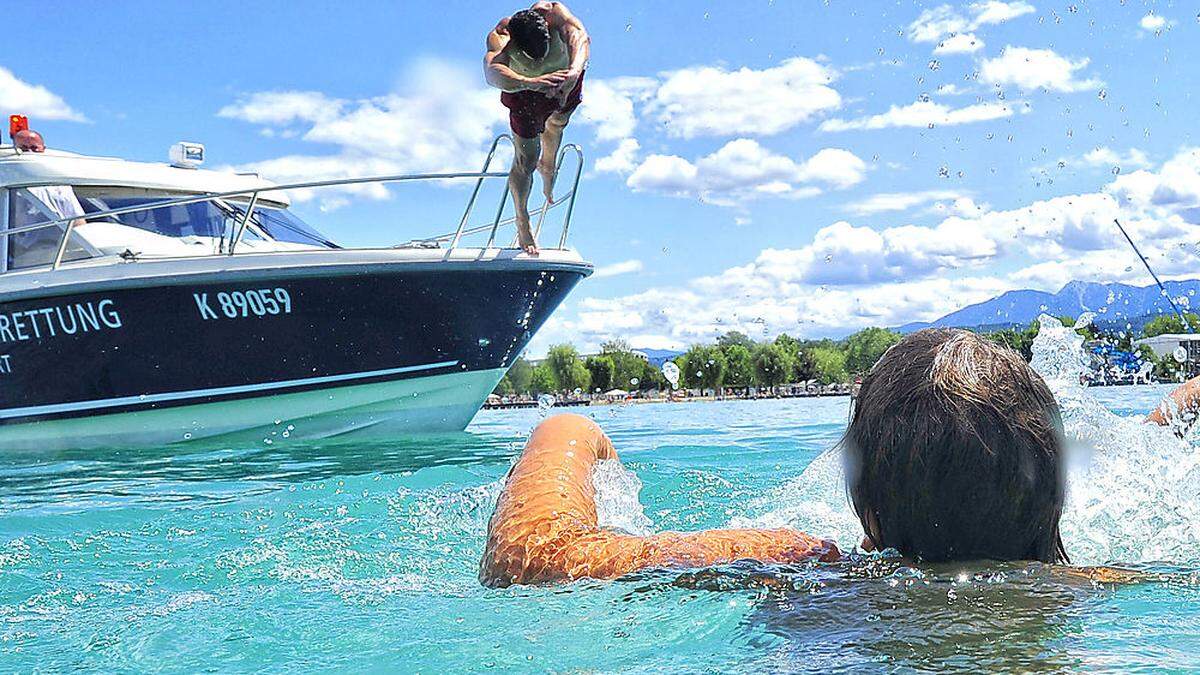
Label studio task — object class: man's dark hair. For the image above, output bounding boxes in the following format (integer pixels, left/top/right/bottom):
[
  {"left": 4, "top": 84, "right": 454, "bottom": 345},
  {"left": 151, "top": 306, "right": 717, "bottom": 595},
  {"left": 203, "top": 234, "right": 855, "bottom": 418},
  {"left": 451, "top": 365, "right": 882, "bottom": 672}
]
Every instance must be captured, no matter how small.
[
  {"left": 844, "top": 328, "right": 1069, "bottom": 564},
  {"left": 509, "top": 9, "right": 551, "bottom": 60}
]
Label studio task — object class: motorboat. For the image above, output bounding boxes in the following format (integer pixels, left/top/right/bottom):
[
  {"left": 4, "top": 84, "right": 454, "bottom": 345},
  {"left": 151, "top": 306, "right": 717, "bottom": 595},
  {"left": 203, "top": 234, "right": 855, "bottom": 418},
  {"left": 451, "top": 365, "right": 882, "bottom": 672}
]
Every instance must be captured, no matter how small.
[{"left": 0, "top": 116, "right": 591, "bottom": 449}]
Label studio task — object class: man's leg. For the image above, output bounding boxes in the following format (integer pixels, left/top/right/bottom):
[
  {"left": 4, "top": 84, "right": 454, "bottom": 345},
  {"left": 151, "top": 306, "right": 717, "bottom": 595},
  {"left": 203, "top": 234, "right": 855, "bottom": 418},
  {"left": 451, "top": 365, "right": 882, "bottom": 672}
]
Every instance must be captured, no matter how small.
[
  {"left": 538, "top": 110, "right": 572, "bottom": 204},
  {"left": 509, "top": 134, "right": 541, "bottom": 255}
]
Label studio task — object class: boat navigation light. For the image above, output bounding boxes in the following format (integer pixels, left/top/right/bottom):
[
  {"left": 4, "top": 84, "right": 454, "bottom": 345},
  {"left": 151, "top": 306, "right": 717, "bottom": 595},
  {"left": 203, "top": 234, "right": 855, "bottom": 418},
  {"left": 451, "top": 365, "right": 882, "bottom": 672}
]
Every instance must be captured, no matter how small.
[
  {"left": 9, "top": 114, "right": 28, "bottom": 139},
  {"left": 169, "top": 141, "right": 205, "bottom": 169}
]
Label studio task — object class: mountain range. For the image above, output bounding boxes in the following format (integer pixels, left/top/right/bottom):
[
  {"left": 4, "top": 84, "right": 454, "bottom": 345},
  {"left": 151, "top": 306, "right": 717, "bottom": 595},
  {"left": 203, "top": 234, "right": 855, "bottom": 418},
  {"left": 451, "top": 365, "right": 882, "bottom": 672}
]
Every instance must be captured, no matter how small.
[{"left": 898, "top": 280, "right": 1200, "bottom": 334}]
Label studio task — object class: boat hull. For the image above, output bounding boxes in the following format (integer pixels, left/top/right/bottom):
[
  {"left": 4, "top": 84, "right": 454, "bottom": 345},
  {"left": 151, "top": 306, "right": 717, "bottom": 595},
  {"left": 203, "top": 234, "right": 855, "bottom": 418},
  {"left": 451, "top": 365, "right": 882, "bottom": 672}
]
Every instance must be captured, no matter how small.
[{"left": 0, "top": 254, "right": 586, "bottom": 449}]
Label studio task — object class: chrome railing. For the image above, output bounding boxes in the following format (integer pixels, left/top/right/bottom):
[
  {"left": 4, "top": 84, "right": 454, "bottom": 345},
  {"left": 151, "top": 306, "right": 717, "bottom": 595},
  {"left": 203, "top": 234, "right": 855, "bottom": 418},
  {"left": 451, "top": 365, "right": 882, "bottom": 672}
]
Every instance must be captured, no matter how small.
[{"left": 4, "top": 134, "right": 584, "bottom": 270}]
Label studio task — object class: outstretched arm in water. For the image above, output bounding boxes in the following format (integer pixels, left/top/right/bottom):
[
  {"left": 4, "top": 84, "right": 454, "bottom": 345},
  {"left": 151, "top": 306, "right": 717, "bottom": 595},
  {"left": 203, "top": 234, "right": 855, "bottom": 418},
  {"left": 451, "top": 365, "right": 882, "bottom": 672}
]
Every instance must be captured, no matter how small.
[
  {"left": 1146, "top": 375, "right": 1200, "bottom": 432},
  {"left": 479, "top": 414, "right": 839, "bottom": 587}
]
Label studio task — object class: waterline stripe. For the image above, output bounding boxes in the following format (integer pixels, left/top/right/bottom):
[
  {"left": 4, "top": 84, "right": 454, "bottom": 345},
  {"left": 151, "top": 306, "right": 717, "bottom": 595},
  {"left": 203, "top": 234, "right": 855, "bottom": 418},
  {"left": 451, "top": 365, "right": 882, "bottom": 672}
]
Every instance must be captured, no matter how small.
[{"left": 0, "top": 360, "right": 460, "bottom": 420}]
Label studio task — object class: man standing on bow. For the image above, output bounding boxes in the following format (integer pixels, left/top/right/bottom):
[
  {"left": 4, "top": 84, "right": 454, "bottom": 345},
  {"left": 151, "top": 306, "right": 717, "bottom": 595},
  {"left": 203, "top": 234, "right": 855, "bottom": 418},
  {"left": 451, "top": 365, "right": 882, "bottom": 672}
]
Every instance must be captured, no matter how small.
[{"left": 485, "top": 2, "right": 589, "bottom": 255}]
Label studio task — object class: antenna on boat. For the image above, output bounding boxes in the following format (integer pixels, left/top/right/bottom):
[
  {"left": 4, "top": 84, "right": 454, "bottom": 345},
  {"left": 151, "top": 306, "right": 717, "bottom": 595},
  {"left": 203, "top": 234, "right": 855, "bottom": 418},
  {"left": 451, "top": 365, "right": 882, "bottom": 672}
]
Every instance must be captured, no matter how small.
[{"left": 1113, "top": 218, "right": 1195, "bottom": 333}]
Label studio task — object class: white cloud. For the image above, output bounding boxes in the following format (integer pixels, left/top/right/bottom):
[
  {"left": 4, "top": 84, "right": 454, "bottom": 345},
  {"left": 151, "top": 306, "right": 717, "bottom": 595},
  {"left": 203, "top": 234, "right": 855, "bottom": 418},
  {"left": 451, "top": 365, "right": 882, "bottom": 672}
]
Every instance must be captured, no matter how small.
[
  {"left": 847, "top": 190, "right": 968, "bottom": 215},
  {"left": 219, "top": 58, "right": 507, "bottom": 209},
  {"left": 979, "top": 46, "right": 1103, "bottom": 93},
  {"left": 934, "top": 33, "right": 985, "bottom": 55},
  {"left": 970, "top": 1, "right": 1037, "bottom": 26},
  {"left": 576, "top": 77, "right": 655, "bottom": 143},
  {"left": 935, "top": 83, "right": 970, "bottom": 96},
  {"left": 0, "top": 66, "right": 85, "bottom": 122},
  {"left": 648, "top": 58, "right": 841, "bottom": 139},
  {"left": 908, "top": 2, "right": 1035, "bottom": 44},
  {"left": 218, "top": 91, "right": 344, "bottom": 125},
  {"left": 626, "top": 139, "right": 864, "bottom": 204},
  {"left": 538, "top": 146, "right": 1200, "bottom": 351},
  {"left": 1080, "top": 147, "right": 1151, "bottom": 171},
  {"left": 1139, "top": 14, "right": 1169, "bottom": 32},
  {"left": 594, "top": 138, "right": 641, "bottom": 175},
  {"left": 819, "top": 100, "right": 1016, "bottom": 132},
  {"left": 593, "top": 259, "right": 644, "bottom": 279}
]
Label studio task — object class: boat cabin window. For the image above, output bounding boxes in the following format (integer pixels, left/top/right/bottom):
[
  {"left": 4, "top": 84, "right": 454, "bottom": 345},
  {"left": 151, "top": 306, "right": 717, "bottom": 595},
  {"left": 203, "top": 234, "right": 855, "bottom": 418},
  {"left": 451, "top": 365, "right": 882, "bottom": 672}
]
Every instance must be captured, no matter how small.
[
  {"left": 6, "top": 187, "right": 93, "bottom": 270},
  {"left": 3, "top": 186, "right": 336, "bottom": 269},
  {"left": 74, "top": 187, "right": 234, "bottom": 239}
]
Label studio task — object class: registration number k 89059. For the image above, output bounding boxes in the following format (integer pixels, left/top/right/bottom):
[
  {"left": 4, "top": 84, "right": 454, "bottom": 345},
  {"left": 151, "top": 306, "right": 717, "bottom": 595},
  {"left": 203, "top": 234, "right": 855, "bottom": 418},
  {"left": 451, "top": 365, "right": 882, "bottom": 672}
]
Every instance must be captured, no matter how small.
[{"left": 193, "top": 288, "right": 293, "bottom": 320}]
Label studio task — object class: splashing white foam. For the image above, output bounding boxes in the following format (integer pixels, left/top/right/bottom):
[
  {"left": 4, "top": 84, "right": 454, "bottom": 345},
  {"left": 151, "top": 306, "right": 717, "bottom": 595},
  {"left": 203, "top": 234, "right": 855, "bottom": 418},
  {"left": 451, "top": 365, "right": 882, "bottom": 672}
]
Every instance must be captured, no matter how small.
[
  {"left": 1032, "top": 314, "right": 1200, "bottom": 565},
  {"left": 592, "top": 459, "right": 654, "bottom": 536},
  {"left": 737, "top": 315, "right": 1200, "bottom": 566}
]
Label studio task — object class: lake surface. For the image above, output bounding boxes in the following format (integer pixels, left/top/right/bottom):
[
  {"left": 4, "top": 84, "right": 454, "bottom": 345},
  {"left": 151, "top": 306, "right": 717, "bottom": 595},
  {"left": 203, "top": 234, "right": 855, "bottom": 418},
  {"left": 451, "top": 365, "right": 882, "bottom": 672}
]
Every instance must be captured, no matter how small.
[{"left": 1, "top": 382, "right": 1199, "bottom": 671}]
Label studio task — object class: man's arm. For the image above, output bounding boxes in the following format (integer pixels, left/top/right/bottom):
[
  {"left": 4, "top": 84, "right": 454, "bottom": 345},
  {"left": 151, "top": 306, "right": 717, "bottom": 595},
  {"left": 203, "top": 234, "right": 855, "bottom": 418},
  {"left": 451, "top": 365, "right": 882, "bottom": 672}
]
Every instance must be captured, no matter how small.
[
  {"left": 1146, "top": 375, "right": 1200, "bottom": 433},
  {"left": 484, "top": 18, "right": 570, "bottom": 94},
  {"left": 543, "top": 2, "right": 590, "bottom": 98},
  {"left": 484, "top": 20, "right": 527, "bottom": 92},
  {"left": 546, "top": 2, "right": 590, "bottom": 73}
]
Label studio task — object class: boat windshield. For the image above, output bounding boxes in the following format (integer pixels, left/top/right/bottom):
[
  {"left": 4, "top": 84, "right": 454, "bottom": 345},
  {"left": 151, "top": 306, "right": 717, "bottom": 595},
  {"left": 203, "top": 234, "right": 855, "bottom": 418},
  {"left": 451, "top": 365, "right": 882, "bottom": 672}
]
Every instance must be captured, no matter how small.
[{"left": 227, "top": 202, "right": 339, "bottom": 249}]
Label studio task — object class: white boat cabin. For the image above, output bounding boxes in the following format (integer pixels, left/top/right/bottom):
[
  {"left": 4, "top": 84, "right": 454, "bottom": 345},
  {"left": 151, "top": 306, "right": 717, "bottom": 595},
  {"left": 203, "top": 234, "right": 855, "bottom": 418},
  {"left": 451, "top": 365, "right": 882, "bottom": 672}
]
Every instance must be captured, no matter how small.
[{"left": 0, "top": 144, "right": 337, "bottom": 274}]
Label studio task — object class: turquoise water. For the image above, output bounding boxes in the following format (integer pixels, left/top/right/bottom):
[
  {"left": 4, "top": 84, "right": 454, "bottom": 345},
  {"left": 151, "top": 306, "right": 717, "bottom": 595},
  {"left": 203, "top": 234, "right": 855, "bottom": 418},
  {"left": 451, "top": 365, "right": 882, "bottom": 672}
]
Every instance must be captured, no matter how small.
[{"left": 3, "top": 383, "right": 1200, "bottom": 671}]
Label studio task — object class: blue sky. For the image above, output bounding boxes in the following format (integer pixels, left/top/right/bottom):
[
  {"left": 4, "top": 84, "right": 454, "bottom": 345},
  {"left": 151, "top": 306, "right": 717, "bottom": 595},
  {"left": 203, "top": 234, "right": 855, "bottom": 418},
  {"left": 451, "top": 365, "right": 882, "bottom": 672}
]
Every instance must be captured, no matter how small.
[{"left": 5, "top": 0, "right": 1199, "bottom": 354}]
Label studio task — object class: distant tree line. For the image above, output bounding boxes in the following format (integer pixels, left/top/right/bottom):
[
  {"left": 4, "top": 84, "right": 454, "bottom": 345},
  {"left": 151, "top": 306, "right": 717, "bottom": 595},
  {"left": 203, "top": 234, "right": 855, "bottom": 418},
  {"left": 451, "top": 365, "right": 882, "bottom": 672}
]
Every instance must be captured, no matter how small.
[
  {"left": 495, "top": 311, "right": 1197, "bottom": 397},
  {"left": 494, "top": 328, "right": 906, "bottom": 396}
]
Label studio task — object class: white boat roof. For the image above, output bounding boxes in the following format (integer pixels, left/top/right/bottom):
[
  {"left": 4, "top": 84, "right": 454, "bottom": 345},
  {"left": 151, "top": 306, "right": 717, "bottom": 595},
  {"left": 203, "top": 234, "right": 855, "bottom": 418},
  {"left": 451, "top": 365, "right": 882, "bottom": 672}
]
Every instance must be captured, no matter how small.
[{"left": 0, "top": 145, "right": 285, "bottom": 204}]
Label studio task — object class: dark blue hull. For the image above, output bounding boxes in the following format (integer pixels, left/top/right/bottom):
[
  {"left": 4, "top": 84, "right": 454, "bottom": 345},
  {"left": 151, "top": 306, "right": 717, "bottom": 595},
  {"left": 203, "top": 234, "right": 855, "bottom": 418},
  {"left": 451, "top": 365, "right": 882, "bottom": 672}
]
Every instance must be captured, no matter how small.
[{"left": 0, "top": 259, "right": 586, "bottom": 432}]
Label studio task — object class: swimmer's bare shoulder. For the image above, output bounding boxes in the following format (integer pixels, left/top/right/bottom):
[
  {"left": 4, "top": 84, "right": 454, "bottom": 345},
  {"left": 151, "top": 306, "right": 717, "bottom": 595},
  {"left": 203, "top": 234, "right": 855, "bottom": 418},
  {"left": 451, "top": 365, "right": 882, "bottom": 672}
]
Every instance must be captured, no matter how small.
[
  {"left": 1146, "top": 374, "right": 1200, "bottom": 432},
  {"left": 1059, "top": 565, "right": 1164, "bottom": 585}
]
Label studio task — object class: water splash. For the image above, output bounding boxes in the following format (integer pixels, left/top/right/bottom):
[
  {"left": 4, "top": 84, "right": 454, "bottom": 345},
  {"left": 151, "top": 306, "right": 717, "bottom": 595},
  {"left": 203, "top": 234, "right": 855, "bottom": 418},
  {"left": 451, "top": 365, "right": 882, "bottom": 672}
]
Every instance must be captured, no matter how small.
[
  {"left": 592, "top": 459, "right": 654, "bottom": 536},
  {"left": 1030, "top": 316, "right": 1200, "bottom": 564},
  {"left": 742, "top": 314, "right": 1200, "bottom": 566},
  {"left": 662, "top": 362, "right": 681, "bottom": 389}
]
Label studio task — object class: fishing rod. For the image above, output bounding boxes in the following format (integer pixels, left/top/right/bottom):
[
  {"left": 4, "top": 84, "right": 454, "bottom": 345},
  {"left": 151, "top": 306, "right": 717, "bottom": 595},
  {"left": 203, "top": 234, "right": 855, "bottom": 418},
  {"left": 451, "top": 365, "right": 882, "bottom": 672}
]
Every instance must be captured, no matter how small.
[{"left": 1113, "top": 218, "right": 1195, "bottom": 333}]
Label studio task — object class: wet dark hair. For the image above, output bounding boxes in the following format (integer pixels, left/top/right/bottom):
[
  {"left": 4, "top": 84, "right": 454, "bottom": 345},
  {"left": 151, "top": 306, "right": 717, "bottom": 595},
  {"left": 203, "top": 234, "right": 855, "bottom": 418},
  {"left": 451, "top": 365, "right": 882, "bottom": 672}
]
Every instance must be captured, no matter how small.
[
  {"left": 844, "top": 328, "right": 1069, "bottom": 564},
  {"left": 509, "top": 9, "right": 551, "bottom": 59}
]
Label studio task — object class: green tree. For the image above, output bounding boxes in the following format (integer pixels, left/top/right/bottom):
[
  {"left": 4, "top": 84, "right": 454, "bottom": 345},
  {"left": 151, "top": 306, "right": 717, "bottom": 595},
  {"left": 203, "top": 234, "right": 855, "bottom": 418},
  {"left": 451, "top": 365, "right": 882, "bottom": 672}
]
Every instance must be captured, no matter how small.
[
  {"left": 753, "top": 342, "right": 793, "bottom": 389},
  {"left": 810, "top": 346, "right": 848, "bottom": 384},
  {"left": 792, "top": 348, "right": 817, "bottom": 381},
  {"left": 638, "top": 359, "right": 667, "bottom": 391},
  {"left": 529, "top": 363, "right": 557, "bottom": 394},
  {"left": 584, "top": 355, "right": 615, "bottom": 392},
  {"left": 545, "top": 344, "right": 590, "bottom": 393},
  {"left": 494, "top": 357, "right": 534, "bottom": 395},
  {"left": 681, "top": 344, "right": 726, "bottom": 391},
  {"left": 716, "top": 331, "right": 755, "bottom": 351},
  {"left": 844, "top": 327, "right": 902, "bottom": 374},
  {"left": 1143, "top": 312, "right": 1200, "bottom": 338},
  {"left": 773, "top": 334, "right": 805, "bottom": 381},
  {"left": 600, "top": 339, "right": 650, "bottom": 390},
  {"left": 985, "top": 323, "right": 1040, "bottom": 360},
  {"left": 723, "top": 344, "right": 755, "bottom": 387}
]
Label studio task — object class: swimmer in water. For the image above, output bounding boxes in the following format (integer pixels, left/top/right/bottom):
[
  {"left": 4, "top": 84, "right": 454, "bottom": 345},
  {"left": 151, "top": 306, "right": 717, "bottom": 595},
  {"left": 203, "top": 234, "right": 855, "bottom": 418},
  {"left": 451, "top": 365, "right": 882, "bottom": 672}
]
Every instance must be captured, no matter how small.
[{"left": 480, "top": 328, "right": 1195, "bottom": 587}]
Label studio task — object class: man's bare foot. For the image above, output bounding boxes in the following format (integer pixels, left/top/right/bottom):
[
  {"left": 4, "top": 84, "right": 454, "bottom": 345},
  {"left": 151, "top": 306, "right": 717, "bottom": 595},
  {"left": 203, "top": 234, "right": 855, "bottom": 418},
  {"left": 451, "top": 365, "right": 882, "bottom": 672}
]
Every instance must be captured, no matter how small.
[{"left": 516, "top": 225, "right": 540, "bottom": 256}]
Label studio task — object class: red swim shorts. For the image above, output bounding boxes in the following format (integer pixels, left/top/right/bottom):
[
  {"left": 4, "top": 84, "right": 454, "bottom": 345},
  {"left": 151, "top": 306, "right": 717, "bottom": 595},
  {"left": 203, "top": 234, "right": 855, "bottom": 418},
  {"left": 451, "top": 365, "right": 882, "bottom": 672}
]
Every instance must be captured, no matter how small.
[{"left": 500, "top": 71, "right": 585, "bottom": 139}]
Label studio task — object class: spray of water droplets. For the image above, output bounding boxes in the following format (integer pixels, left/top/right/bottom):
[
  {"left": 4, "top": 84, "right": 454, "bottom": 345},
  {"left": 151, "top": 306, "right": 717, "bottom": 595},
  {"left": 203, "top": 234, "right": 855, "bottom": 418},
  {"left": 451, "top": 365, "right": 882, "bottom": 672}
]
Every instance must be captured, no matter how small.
[{"left": 734, "top": 314, "right": 1200, "bottom": 566}]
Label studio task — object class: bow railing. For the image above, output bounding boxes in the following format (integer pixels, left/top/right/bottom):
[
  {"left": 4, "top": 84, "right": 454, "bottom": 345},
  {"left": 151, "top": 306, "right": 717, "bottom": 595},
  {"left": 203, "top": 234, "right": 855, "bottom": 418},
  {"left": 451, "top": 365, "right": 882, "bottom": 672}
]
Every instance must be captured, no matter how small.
[{"left": 1, "top": 134, "right": 584, "bottom": 270}]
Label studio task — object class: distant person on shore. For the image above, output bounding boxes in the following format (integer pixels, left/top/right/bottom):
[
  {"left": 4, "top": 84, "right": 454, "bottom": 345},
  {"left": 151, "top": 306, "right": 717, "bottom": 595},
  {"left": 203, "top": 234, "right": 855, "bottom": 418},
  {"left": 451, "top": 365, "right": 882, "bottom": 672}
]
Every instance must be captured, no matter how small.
[
  {"left": 480, "top": 329, "right": 1197, "bottom": 587},
  {"left": 484, "top": 2, "right": 589, "bottom": 256}
]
